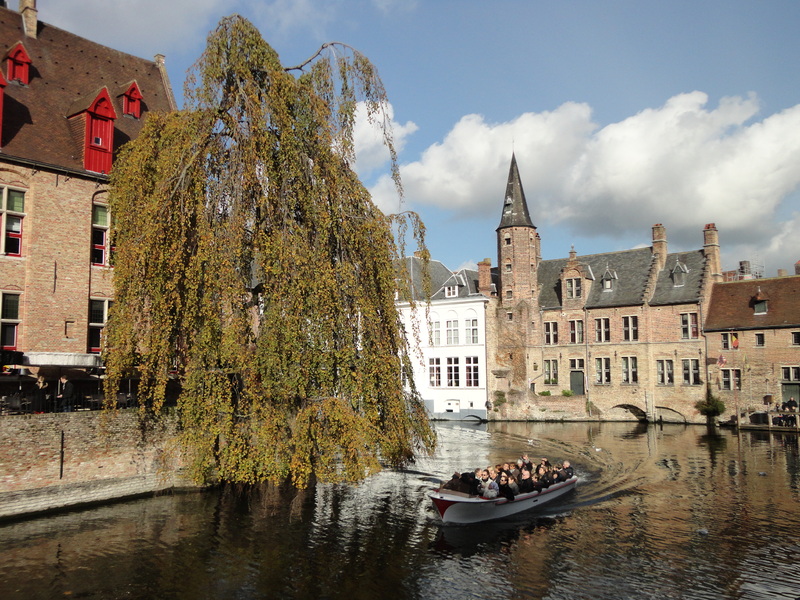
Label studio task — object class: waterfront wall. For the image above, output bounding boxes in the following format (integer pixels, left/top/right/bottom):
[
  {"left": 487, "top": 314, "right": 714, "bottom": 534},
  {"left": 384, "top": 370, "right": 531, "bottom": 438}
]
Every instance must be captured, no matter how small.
[{"left": 0, "top": 409, "right": 192, "bottom": 520}]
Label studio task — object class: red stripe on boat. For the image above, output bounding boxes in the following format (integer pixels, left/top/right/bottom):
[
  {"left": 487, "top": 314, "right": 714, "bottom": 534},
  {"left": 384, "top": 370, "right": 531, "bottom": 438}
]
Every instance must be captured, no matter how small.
[{"left": 430, "top": 495, "right": 460, "bottom": 518}]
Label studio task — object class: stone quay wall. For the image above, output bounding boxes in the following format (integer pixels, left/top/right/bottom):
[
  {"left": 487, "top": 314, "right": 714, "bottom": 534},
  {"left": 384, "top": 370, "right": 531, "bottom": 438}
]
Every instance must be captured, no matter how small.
[{"left": 0, "top": 409, "right": 194, "bottom": 520}]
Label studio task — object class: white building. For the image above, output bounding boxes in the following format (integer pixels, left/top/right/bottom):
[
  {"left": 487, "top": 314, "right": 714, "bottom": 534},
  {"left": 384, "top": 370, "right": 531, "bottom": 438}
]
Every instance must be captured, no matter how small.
[{"left": 397, "top": 256, "right": 489, "bottom": 421}]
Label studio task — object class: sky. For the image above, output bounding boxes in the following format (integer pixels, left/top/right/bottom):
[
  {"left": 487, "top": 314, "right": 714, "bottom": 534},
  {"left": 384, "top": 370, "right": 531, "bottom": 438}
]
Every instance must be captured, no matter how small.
[{"left": 44, "top": 0, "right": 800, "bottom": 276}]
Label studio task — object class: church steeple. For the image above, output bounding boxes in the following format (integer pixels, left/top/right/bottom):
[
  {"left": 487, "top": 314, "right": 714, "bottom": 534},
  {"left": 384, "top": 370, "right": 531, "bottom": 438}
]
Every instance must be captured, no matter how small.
[
  {"left": 497, "top": 152, "right": 534, "bottom": 230},
  {"left": 496, "top": 153, "right": 539, "bottom": 305}
]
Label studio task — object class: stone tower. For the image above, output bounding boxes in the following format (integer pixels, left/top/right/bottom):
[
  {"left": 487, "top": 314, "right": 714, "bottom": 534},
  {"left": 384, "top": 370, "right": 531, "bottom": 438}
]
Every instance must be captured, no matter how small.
[{"left": 496, "top": 153, "right": 540, "bottom": 307}]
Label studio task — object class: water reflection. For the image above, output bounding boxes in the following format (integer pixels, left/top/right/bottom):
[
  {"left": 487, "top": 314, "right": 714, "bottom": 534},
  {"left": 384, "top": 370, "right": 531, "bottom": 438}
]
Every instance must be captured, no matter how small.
[{"left": 1, "top": 422, "right": 800, "bottom": 599}]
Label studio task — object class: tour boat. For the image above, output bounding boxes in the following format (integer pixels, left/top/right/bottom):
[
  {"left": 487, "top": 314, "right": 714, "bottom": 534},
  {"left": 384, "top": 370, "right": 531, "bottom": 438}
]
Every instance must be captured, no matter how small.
[{"left": 429, "top": 476, "right": 578, "bottom": 524}]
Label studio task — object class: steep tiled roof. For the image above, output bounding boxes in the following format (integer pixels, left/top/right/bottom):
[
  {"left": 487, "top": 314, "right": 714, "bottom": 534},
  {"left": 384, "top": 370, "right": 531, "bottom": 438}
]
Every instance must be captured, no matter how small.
[
  {"left": 704, "top": 276, "right": 800, "bottom": 331},
  {"left": 536, "top": 247, "right": 710, "bottom": 310},
  {"left": 398, "top": 258, "right": 484, "bottom": 302},
  {"left": 649, "top": 250, "right": 707, "bottom": 305},
  {"left": 497, "top": 153, "right": 534, "bottom": 230},
  {"left": 0, "top": 7, "right": 174, "bottom": 174}
]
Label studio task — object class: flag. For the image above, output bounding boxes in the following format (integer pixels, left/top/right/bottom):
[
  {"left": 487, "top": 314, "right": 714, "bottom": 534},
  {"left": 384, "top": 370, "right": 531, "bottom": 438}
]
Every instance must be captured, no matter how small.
[{"left": 717, "top": 355, "right": 727, "bottom": 367}]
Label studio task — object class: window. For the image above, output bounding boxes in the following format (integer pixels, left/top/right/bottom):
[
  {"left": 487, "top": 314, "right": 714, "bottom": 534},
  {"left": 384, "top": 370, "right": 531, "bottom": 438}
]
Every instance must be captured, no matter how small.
[
  {"left": 504, "top": 235, "right": 511, "bottom": 246},
  {"left": 595, "top": 357, "right": 610, "bottom": 384},
  {"left": 782, "top": 367, "right": 800, "bottom": 381},
  {"left": 544, "top": 359, "right": 558, "bottom": 384},
  {"left": 569, "top": 319, "right": 584, "bottom": 344},
  {"left": 753, "top": 300, "right": 767, "bottom": 315},
  {"left": 505, "top": 289, "right": 513, "bottom": 299},
  {"left": 431, "top": 321, "right": 440, "bottom": 346},
  {"left": 566, "top": 278, "right": 582, "bottom": 299},
  {"left": 621, "top": 356, "right": 638, "bottom": 384},
  {"left": 622, "top": 316, "right": 638, "bottom": 341},
  {"left": 721, "top": 369, "right": 741, "bottom": 391},
  {"left": 83, "top": 89, "right": 117, "bottom": 174},
  {"left": 682, "top": 359, "right": 701, "bottom": 385},
  {"left": 91, "top": 204, "right": 112, "bottom": 265},
  {"left": 504, "top": 263, "right": 512, "bottom": 273},
  {"left": 0, "top": 292, "right": 20, "bottom": 350},
  {"left": 793, "top": 332, "right": 800, "bottom": 346},
  {"left": 446, "top": 357, "right": 460, "bottom": 387},
  {"left": 466, "top": 356, "right": 479, "bottom": 387},
  {"left": 671, "top": 262, "right": 688, "bottom": 287},
  {"left": 569, "top": 358, "right": 584, "bottom": 369},
  {"left": 465, "top": 319, "right": 478, "bottom": 344},
  {"left": 755, "top": 333, "right": 765, "bottom": 347},
  {"left": 544, "top": 321, "right": 558, "bottom": 345},
  {"left": 1, "top": 187, "right": 25, "bottom": 256},
  {"left": 446, "top": 320, "right": 459, "bottom": 345},
  {"left": 428, "top": 358, "right": 441, "bottom": 387},
  {"left": 88, "top": 298, "right": 112, "bottom": 353},
  {"left": 595, "top": 318, "right": 610, "bottom": 342},
  {"left": 7, "top": 43, "right": 31, "bottom": 85},
  {"left": 122, "top": 82, "right": 143, "bottom": 118},
  {"left": 444, "top": 285, "right": 458, "bottom": 298},
  {"left": 722, "top": 332, "right": 739, "bottom": 350},
  {"left": 506, "top": 312, "right": 513, "bottom": 321},
  {"left": 681, "top": 313, "right": 699, "bottom": 339},
  {"left": 657, "top": 359, "right": 674, "bottom": 385}
]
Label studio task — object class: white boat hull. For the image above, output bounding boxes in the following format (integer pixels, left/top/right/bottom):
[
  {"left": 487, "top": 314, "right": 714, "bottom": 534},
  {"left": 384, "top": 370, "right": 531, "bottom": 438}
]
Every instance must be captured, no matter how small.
[{"left": 429, "top": 476, "right": 578, "bottom": 524}]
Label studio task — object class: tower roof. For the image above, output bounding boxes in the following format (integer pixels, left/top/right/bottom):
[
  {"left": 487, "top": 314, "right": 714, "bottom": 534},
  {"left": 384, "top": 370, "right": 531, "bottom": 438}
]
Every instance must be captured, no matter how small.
[{"left": 497, "top": 153, "right": 535, "bottom": 230}]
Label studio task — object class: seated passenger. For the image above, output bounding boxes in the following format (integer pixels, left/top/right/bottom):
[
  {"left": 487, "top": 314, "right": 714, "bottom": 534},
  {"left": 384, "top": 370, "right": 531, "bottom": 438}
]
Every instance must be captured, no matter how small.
[
  {"left": 507, "top": 472, "right": 520, "bottom": 495},
  {"left": 478, "top": 470, "right": 499, "bottom": 498},
  {"left": 497, "top": 473, "right": 515, "bottom": 501},
  {"left": 518, "top": 468, "right": 535, "bottom": 494},
  {"left": 442, "top": 472, "right": 462, "bottom": 491},
  {"left": 556, "top": 460, "right": 574, "bottom": 481},
  {"left": 460, "top": 471, "right": 481, "bottom": 495}
]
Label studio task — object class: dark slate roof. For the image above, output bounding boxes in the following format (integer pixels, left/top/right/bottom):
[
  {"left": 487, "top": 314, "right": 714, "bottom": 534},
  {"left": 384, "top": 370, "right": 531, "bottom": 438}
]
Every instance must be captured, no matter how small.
[
  {"left": 649, "top": 250, "right": 707, "bottom": 306},
  {"left": 497, "top": 153, "right": 534, "bottom": 230},
  {"left": 704, "top": 276, "right": 800, "bottom": 331},
  {"left": 0, "top": 6, "right": 175, "bottom": 175},
  {"left": 536, "top": 247, "right": 708, "bottom": 309},
  {"left": 397, "top": 258, "right": 484, "bottom": 302}
]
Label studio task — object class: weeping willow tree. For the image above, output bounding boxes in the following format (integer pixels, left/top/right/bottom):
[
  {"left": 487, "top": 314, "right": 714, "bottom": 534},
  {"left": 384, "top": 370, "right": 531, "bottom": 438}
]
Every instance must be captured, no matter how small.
[{"left": 105, "top": 15, "right": 434, "bottom": 488}]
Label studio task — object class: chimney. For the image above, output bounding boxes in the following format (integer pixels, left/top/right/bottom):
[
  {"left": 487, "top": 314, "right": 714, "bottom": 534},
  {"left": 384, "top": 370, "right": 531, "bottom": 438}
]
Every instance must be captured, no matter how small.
[
  {"left": 777, "top": 269, "right": 788, "bottom": 277},
  {"left": 703, "top": 223, "right": 722, "bottom": 283},
  {"left": 478, "top": 258, "right": 493, "bottom": 297},
  {"left": 795, "top": 260, "right": 800, "bottom": 276},
  {"left": 651, "top": 224, "right": 667, "bottom": 271},
  {"left": 19, "top": 0, "right": 37, "bottom": 39}
]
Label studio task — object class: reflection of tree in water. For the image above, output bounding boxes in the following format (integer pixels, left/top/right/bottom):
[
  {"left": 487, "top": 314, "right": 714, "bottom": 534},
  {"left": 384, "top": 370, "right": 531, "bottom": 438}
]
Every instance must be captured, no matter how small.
[
  {"left": 698, "top": 426, "right": 728, "bottom": 466},
  {"left": 775, "top": 434, "right": 799, "bottom": 488}
]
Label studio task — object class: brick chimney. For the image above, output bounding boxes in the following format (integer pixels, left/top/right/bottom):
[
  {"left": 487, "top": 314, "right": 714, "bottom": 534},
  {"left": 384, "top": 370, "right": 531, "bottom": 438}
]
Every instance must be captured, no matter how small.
[
  {"left": 777, "top": 269, "right": 788, "bottom": 277},
  {"left": 651, "top": 224, "right": 667, "bottom": 271},
  {"left": 478, "top": 258, "right": 493, "bottom": 297},
  {"left": 19, "top": 0, "right": 37, "bottom": 39},
  {"left": 795, "top": 260, "right": 800, "bottom": 276},
  {"left": 703, "top": 223, "right": 722, "bottom": 283}
]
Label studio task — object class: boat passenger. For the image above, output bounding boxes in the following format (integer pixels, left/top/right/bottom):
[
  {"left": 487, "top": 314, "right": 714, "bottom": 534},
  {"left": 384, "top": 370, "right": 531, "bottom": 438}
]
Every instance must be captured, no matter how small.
[
  {"left": 478, "top": 470, "right": 499, "bottom": 498},
  {"left": 518, "top": 468, "right": 535, "bottom": 494},
  {"left": 507, "top": 472, "right": 520, "bottom": 495},
  {"left": 497, "top": 473, "right": 515, "bottom": 501},
  {"left": 521, "top": 454, "right": 534, "bottom": 472},
  {"left": 442, "top": 472, "right": 462, "bottom": 491},
  {"left": 556, "top": 461, "right": 574, "bottom": 482}
]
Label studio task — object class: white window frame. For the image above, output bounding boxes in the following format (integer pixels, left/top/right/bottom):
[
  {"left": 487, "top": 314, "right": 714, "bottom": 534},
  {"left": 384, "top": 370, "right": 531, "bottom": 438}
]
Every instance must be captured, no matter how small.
[{"left": 0, "top": 187, "right": 25, "bottom": 257}]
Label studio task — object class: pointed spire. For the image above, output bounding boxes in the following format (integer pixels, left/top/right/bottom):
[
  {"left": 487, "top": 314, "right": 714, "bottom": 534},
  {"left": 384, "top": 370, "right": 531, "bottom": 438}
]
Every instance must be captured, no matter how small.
[{"left": 497, "top": 153, "right": 534, "bottom": 230}]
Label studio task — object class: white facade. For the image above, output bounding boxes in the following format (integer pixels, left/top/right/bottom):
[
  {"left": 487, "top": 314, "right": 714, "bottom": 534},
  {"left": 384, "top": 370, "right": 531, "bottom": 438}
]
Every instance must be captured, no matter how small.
[{"left": 397, "top": 261, "right": 489, "bottom": 421}]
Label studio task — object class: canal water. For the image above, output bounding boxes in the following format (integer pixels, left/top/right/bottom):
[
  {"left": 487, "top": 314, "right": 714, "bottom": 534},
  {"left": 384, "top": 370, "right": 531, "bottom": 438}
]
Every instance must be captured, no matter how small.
[{"left": 2, "top": 421, "right": 800, "bottom": 599}]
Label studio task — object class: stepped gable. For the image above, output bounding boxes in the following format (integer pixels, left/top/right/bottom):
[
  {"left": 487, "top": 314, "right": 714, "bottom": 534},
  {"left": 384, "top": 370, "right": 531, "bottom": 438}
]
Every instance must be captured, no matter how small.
[
  {"left": 497, "top": 153, "right": 534, "bottom": 230},
  {"left": 649, "top": 250, "right": 707, "bottom": 306},
  {"left": 0, "top": 6, "right": 174, "bottom": 172},
  {"left": 536, "top": 247, "right": 654, "bottom": 309},
  {"left": 704, "top": 275, "right": 800, "bottom": 331}
]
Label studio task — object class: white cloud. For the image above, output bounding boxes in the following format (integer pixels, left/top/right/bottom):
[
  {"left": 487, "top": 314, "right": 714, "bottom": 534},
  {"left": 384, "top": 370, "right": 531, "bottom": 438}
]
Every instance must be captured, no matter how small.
[
  {"left": 371, "top": 92, "right": 800, "bottom": 273},
  {"left": 353, "top": 102, "right": 418, "bottom": 179}
]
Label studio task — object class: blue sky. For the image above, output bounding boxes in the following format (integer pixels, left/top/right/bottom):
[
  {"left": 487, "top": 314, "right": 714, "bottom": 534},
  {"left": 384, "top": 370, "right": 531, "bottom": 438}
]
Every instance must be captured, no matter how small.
[{"left": 47, "top": 1, "right": 800, "bottom": 276}]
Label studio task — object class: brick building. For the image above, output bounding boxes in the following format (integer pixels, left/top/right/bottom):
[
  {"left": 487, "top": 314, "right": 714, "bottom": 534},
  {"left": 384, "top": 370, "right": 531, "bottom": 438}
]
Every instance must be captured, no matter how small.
[
  {"left": 704, "top": 274, "right": 800, "bottom": 412},
  {"left": 0, "top": 1, "right": 175, "bottom": 398},
  {"left": 477, "top": 154, "right": 724, "bottom": 423}
]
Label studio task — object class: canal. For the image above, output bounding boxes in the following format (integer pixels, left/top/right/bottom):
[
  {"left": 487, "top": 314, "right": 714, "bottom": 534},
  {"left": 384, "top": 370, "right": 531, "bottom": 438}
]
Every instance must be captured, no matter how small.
[{"left": 1, "top": 421, "right": 799, "bottom": 599}]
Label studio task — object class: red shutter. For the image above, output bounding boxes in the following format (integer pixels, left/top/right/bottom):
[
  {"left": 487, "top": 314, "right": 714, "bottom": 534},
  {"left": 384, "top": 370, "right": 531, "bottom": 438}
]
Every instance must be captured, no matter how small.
[
  {"left": 84, "top": 89, "right": 117, "bottom": 174},
  {"left": 6, "top": 44, "right": 31, "bottom": 85}
]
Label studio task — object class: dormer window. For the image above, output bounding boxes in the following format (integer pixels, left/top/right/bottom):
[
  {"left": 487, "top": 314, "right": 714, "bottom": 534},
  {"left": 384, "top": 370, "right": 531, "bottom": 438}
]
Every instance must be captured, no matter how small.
[
  {"left": 0, "top": 71, "right": 6, "bottom": 146},
  {"left": 83, "top": 88, "right": 118, "bottom": 174},
  {"left": 671, "top": 261, "right": 688, "bottom": 287},
  {"left": 565, "top": 277, "right": 581, "bottom": 299},
  {"left": 752, "top": 288, "right": 768, "bottom": 314},
  {"left": 444, "top": 285, "right": 458, "bottom": 298},
  {"left": 121, "top": 82, "right": 143, "bottom": 118},
  {"left": 601, "top": 267, "right": 617, "bottom": 291},
  {"left": 6, "top": 43, "right": 31, "bottom": 85}
]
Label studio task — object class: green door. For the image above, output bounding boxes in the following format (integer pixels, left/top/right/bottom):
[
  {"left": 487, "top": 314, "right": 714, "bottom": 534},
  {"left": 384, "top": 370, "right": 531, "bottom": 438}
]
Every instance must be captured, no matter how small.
[{"left": 570, "top": 370, "right": 585, "bottom": 395}]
